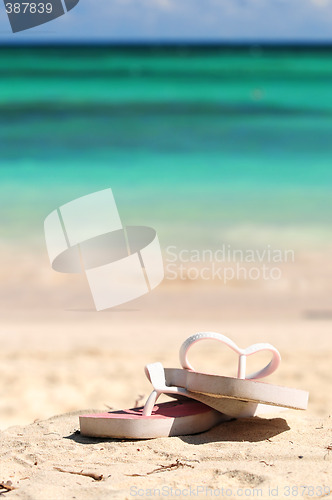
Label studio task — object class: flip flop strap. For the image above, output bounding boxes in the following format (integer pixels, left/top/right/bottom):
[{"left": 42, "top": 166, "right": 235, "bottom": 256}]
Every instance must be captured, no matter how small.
[
  {"left": 179, "top": 332, "right": 281, "bottom": 380},
  {"left": 142, "top": 362, "right": 189, "bottom": 416}
]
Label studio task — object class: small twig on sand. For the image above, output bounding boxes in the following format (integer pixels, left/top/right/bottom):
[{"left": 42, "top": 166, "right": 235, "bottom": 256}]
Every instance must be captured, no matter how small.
[
  {"left": 0, "top": 481, "right": 16, "bottom": 492},
  {"left": 259, "top": 460, "right": 275, "bottom": 467},
  {"left": 54, "top": 467, "right": 103, "bottom": 481},
  {"left": 134, "top": 394, "right": 145, "bottom": 407},
  {"left": 126, "top": 459, "right": 194, "bottom": 477}
]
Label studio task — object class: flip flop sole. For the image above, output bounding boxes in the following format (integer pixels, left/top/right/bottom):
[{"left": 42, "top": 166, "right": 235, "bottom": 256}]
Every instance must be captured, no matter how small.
[
  {"left": 79, "top": 399, "right": 227, "bottom": 439},
  {"left": 165, "top": 369, "right": 309, "bottom": 415}
]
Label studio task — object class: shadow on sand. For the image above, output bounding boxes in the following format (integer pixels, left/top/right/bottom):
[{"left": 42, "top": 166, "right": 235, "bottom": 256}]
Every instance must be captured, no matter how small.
[{"left": 64, "top": 416, "right": 289, "bottom": 445}]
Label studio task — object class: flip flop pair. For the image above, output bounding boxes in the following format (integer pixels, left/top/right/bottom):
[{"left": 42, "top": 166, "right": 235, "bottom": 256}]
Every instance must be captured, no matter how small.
[{"left": 79, "top": 332, "right": 309, "bottom": 439}]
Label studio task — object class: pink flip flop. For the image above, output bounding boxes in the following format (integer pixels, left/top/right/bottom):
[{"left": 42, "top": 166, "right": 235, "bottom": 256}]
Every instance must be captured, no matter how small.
[
  {"left": 79, "top": 360, "right": 228, "bottom": 439},
  {"left": 79, "top": 332, "right": 308, "bottom": 439},
  {"left": 79, "top": 399, "right": 226, "bottom": 440}
]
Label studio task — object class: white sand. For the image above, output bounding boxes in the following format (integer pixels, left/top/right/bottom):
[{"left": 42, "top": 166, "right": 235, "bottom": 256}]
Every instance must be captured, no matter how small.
[{"left": 1, "top": 250, "right": 331, "bottom": 498}]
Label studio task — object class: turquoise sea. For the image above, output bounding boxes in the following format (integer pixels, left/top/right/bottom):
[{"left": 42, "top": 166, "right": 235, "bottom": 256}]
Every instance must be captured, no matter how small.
[{"left": 1, "top": 45, "right": 332, "bottom": 251}]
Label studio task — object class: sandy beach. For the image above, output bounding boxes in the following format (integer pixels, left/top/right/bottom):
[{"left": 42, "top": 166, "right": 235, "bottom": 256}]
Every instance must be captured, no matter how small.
[
  {"left": 2, "top": 411, "right": 331, "bottom": 500},
  {"left": 1, "top": 38, "right": 332, "bottom": 500},
  {"left": 1, "top": 245, "right": 331, "bottom": 499}
]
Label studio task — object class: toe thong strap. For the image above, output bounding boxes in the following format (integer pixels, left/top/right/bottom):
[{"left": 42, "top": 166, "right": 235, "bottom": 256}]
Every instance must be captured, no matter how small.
[
  {"left": 179, "top": 332, "right": 281, "bottom": 380},
  {"left": 142, "top": 362, "right": 188, "bottom": 416}
]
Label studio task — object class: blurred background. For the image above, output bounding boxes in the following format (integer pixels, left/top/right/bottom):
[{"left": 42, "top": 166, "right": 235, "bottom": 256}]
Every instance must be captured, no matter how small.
[{"left": 0, "top": 1, "right": 331, "bottom": 427}]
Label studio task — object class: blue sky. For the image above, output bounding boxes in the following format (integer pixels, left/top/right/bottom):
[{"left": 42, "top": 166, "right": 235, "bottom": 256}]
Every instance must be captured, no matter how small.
[{"left": 1, "top": 0, "right": 332, "bottom": 42}]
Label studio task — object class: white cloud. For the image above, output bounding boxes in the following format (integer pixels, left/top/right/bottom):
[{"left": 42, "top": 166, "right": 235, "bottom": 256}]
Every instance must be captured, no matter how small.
[
  {"left": 147, "top": 0, "right": 176, "bottom": 10},
  {"left": 111, "top": 0, "right": 176, "bottom": 10},
  {"left": 310, "top": 0, "right": 330, "bottom": 7}
]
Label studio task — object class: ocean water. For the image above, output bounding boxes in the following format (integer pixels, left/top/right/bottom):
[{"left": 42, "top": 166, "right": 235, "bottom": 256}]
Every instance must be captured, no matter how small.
[{"left": 0, "top": 45, "right": 332, "bottom": 251}]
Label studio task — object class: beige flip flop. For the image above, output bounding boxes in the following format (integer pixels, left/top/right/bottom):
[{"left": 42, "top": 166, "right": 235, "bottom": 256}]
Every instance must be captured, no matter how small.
[
  {"left": 163, "top": 332, "right": 309, "bottom": 418},
  {"left": 79, "top": 332, "right": 308, "bottom": 439}
]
